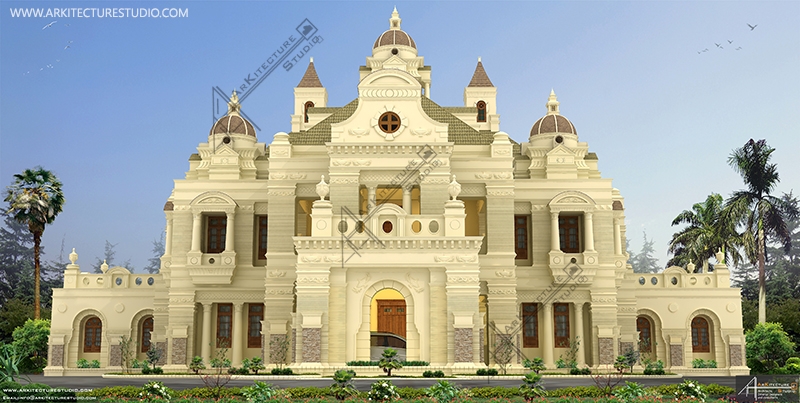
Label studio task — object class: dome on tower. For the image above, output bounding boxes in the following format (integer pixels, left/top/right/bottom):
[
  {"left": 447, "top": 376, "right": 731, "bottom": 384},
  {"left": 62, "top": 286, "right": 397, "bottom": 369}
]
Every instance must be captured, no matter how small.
[
  {"left": 373, "top": 7, "right": 417, "bottom": 50},
  {"left": 209, "top": 90, "right": 256, "bottom": 137},
  {"left": 529, "top": 90, "right": 577, "bottom": 136}
]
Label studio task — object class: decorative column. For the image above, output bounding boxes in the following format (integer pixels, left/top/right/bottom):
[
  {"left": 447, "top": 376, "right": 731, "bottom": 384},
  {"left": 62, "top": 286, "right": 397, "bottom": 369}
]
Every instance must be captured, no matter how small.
[
  {"left": 550, "top": 212, "right": 560, "bottom": 251},
  {"left": 574, "top": 303, "right": 585, "bottom": 366},
  {"left": 191, "top": 213, "right": 203, "bottom": 252},
  {"left": 201, "top": 303, "right": 212, "bottom": 364},
  {"left": 402, "top": 186, "right": 412, "bottom": 214},
  {"left": 165, "top": 214, "right": 174, "bottom": 256},
  {"left": 613, "top": 218, "right": 622, "bottom": 255},
  {"left": 232, "top": 302, "right": 244, "bottom": 366},
  {"left": 583, "top": 212, "right": 595, "bottom": 252},
  {"left": 224, "top": 211, "right": 235, "bottom": 252},
  {"left": 542, "top": 303, "right": 554, "bottom": 367},
  {"left": 367, "top": 186, "right": 376, "bottom": 212}
]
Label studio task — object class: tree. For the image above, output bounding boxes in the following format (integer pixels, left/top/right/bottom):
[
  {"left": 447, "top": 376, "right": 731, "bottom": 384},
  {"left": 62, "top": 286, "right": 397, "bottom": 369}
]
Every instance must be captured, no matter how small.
[
  {"left": 726, "top": 139, "right": 799, "bottom": 323},
  {"left": 4, "top": 167, "right": 65, "bottom": 320},
  {"left": 143, "top": 232, "right": 165, "bottom": 274},
  {"left": 631, "top": 230, "right": 660, "bottom": 273},
  {"left": 745, "top": 322, "right": 795, "bottom": 372},
  {"left": 0, "top": 216, "right": 34, "bottom": 307},
  {"left": 11, "top": 319, "right": 50, "bottom": 372},
  {"left": 668, "top": 193, "right": 743, "bottom": 272},
  {"left": 378, "top": 347, "right": 402, "bottom": 376},
  {"left": 91, "top": 240, "right": 134, "bottom": 273}
]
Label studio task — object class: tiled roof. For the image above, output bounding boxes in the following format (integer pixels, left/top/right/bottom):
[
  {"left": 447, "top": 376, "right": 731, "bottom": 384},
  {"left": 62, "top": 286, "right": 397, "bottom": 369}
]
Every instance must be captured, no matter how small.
[
  {"left": 373, "top": 30, "right": 417, "bottom": 49},
  {"left": 443, "top": 106, "right": 478, "bottom": 114},
  {"left": 420, "top": 97, "right": 493, "bottom": 144},
  {"left": 467, "top": 61, "right": 494, "bottom": 87},
  {"left": 530, "top": 114, "right": 577, "bottom": 136},
  {"left": 297, "top": 61, "right": 323, "bottom": 88},
  {"left": 288, "top": 99, "right": 359, "bottom": 145}
]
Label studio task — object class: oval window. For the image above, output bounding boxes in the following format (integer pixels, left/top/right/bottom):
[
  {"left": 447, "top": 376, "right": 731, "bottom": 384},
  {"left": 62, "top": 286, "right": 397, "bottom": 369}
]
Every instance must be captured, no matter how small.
[
  {"left": 357, "top": 221, "right": 365, "bottom": 233},
  {"left": 671, "top": 277, "right": 678, "bottom": 285},
  {"left": 382, "top": 221, "right": 393, "bottom": 233},
  {"left": 115, "top": 277, "right": 122, "bottom": 286},
  {"left": 147, "top": 277, "right": 154, "bottom": 286},
  {"left": 638, "top": 277, "right": 645, "bottom": 285},
  {"left": 338, "top": 220, "right": 348, "bottom": 234},
  {"left": 411, "top": 220, "right": 422, "bottom": 233},
  {"left": 429, "top": 220, "right": 440, "bottom": 234},
  {"left": 651, "top": 277, "right": 658, "bottom": 285},
  {"left": 135, "top": 277, "right": 142, "bottom": 286}
]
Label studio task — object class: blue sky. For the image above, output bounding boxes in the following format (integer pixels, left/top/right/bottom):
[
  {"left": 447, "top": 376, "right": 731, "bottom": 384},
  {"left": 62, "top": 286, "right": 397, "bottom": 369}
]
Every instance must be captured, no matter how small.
[{"left": 1, "top": 1, "right": 798, "bottom": 271}]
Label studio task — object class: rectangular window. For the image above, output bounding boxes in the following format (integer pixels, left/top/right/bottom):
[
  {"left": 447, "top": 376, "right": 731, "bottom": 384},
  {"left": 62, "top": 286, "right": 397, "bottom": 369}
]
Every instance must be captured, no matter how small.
[
  {"left": 554, "top": 303, "right": 570, "bottom": 348},
  {"left": 216, "top": 303, "right": 232, "bottom": 348},
  {"left": 247, "top": 303, "right": 263, "bottom": 348},
  {"left": 206, "top": 216, "right": 227, "bottom": 253},
  {"left": 515, "top": 215, "right": 529, "bottom": 259},
  {"left": 522, "top": 303, "right": 538, "bottom": 347},
  {"left": 257, "top": 216, "right": 268, "bottom": 259},
  {"left": 558, "top": 216, "right": 581, "bottom": 253}
]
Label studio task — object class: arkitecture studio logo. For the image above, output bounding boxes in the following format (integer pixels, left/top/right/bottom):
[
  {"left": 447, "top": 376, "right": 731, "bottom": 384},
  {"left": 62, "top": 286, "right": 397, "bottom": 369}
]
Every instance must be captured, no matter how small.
[{"left": 212, "top": 18, "right": 323, "bottom": 129}]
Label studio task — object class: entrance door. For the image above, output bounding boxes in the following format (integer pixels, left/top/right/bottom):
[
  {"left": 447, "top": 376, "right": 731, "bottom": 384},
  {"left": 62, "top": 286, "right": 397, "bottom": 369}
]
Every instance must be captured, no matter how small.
[{"left": 376, "top": 299, "right": 406, "bottom": 338}]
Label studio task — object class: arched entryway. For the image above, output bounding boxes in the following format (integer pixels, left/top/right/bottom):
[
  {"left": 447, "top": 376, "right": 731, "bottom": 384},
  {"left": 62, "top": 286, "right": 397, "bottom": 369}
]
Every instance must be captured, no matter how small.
[
  {"left": 370, "top": 288, "right": 406, "bottom": 360},
  {"left": 356, "top": 280, "right": 420, "bottom": 362}
]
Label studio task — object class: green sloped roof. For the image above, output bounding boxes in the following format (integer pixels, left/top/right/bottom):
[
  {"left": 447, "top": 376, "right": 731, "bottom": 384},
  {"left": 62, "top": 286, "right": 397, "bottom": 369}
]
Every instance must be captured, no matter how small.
[
  {"left": 289, "top": 99, "right": 359, "bottom": 145},
  {"left": 288, "top": 96, "right": 520, "bottom": 150}
]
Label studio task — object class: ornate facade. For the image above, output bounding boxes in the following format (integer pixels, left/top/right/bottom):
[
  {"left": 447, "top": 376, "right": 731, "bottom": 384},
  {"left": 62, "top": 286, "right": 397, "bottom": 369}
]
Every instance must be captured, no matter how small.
[{"left": 45, "top": 9, "right": 748, "bottom": 376}]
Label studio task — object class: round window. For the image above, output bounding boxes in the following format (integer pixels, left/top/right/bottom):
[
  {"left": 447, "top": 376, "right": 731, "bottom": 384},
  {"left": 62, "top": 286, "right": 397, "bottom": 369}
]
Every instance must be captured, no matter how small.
[
  {"left": 411, "top": 220, "right": 422, "bottom": 233},
  {"left": 147, "top": 277, "right": 154, "bottom": 286},
  {"left": 429, "top": 220, "right": 439, "bottom": 234},
  {"left": 135, "top": 277, "right": 142, "bottom": 286},
  {"left": 338, "top": 220, "right": 348, "bottom": 234},
  {"left": 651, "top": 277, "right": 658, "bottom": 285},
  {"left": 115, "top": 277, "right": 122, "bottom": 286},
  {"left": 638, "top": 277, "right": 645, "bottom": 285},
  {"left": 555, "top": 135, "right": 564, "bottom": 144},
  {"left": 357, "top": 221, "right": 365, "bottom": 233},
  {"left": 382, "top": 221, "right": 393, "bottom": 233},
  {"left": 671, "top": 277, "right": 678, "bottom": 285},
  {"left": 391, "top": 48, "right": 398, "bottom": 55},
  {"left": 378, "top": 112, "right": 401, "bottom": 134}
]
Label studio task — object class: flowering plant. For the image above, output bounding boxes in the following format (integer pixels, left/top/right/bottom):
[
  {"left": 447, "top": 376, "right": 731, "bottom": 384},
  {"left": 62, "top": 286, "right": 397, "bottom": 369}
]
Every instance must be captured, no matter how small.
[
  {"left": 139, "top": 381, "right": 171, "bottom": 402},
  {"left": 368, "top": 379, "right": 399, "bottom": 401},
  {"left": 674, "top": 379, "right": 707, "bottom": 400}
]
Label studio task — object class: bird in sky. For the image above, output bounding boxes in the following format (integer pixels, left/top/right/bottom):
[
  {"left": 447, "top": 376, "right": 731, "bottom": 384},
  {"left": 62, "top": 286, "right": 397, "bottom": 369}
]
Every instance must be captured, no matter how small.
[
  {"left": 703, "top": 48, "right": 709, "bottom": 52},
  {"left": 42, "top": 20, "right": 57, "bottom": 30},
  {"left": 736, "top": 47, "right": 742, "bottom": 50},
  {"left": 64, "top": 23, "right": 70, "bottom": 27},
  {"left": 715, "top": 43, "right": 721, "bottom": 48},
  {"left": 747, "top": 23, "right": 757, "bottom": 31},
  {"left": 727, "top": 40, "right": 733, "bottom": 44},
  {"left": 64, "top": 45, "right": 70, "bottom": 49}
]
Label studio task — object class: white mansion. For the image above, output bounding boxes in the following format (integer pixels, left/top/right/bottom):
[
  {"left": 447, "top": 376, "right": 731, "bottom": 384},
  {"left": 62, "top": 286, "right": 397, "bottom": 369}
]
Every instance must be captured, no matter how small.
[{"left": 45, "top": 9, "right": 748, "bottom": 376}]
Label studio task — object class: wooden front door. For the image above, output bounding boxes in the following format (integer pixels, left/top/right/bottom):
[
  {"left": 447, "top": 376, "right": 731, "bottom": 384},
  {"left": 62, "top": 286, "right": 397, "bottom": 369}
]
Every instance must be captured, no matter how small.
[{"left": 377, "top": 300, "right": 406, "bottom": 338}]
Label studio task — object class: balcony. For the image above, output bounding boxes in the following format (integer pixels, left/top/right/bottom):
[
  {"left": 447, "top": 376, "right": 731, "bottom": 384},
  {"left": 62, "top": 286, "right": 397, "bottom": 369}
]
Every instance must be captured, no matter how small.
[{"left": 186, "top": 251, "right": 237, "bottom": 285}]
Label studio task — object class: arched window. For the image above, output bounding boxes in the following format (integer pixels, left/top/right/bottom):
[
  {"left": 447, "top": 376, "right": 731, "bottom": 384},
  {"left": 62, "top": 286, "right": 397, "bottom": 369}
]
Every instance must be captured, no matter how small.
[
  {"left": 304, "top": 101, "right": 314, "bottom": 123},
  {"left": 476, "top": 101, "right": 487, "bottom": 122},
  {"left": 691, "top": 317, "right": 710, "bottom": 353},
  {"left": 83, "top": 316, "right": 102, "bottom": 353},
  {"left": 141, "top": 317, "right": 154, "bottom": 353},
  {"left": 636, "top": 316, "right": 652, "bottom": 352}
]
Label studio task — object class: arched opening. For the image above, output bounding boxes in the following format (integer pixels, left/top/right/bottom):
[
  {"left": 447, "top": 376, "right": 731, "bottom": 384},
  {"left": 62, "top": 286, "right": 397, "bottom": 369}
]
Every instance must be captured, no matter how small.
[
  {"left": 370, "top": 288, "right": 406, "bottom": 361},
  {"left": 304, "top": 101, "right": 314, "bottom": 123},
  {"left": 140, "top": 316, "right": 154, "bottom": 353},
  {"left": 83, "top": 317, "right": 102, "bottom": 353},
  {"left": 476, "top": 100, "right": 487, "bottom": 122},
  {"left": 691, "top": 316, "right": 711, "bottom": 353},
  {"left": 636, "top": 316, "right": 653, "bottom": 353}
]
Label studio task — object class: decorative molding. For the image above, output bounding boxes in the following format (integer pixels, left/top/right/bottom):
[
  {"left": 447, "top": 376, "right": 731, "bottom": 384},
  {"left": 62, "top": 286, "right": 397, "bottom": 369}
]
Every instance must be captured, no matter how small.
[
  {"left": 271, "top": 149, "right": 289, "bottom": 156},
  {"left": 330, "top": 177, "right": 359, "bottom": 184},
  {"left": 351, "top": 273, "right": 372, "bottom": 293},
  {"left": 591, "top": 296, "right": 617, "bottom": 304},
  {"left": 459, "top": 184, "right": 484, "bottom": 196},
  {"left": 331, "top": 159, "right": 372, "bottom": 167},
  {"left": 516, "top": 290, "right": 590, "bottom": 302},
  {"left": 406, "top": 273, "right": 424, "bottom": 293},
  {"left": 268, "top": 270, "right": 286, "bottom": 278},
  {"left": 360, "top": 88, "right": 421, "bottom": 99},
  {"left": 488, "top": 289, "right": 516, "bottom": 295},
  {"left": 495, "top": 269, "right": 514, "bottom": 278},
  {"left": 486, "top": 188, "right": 514, "bottom": 197},
  {"left": 558, "top": 196, "right": 589, "bottom": 204},
  {"left": 456, "top": 255, "right": 477, "bottom": 263},
  {"left": 493, "top": 148, "right": 511, "bottom": 156},
  {"left": 324, "top": 255, "right": 342, "bottom": 263},
  {"left": 198, "top": 291, "right": 263, "bottom": 301},
  {"left": 297, "top": 275, "right": 329, "bottom": 284},
  {"left": 447, "top": 275, "right": 480, "bottom": 284},
  {"left": 270, "top": 172, "right": 306, "bottom": 180},
  {"left": 267, "top": 189, "right": 295, "bottom": 197},
  {"left": 420, "top": 176, "right": 451, "bottom": 184},
  {"left": 348, "top": 127, "right": 369, "bottom": 138},
  {"left": 198, "top": 197, "right": 228, "bottom": 204},
  {"left": 266, "top": 289, "right": 294, "bottom": 296},
  {"left": 410, "top": 127, "right": 431, "bottom": 137},
  {"left": 327, "top": 144, "right": 453, "bottom": 156},
  {"left": 619, "top": 306, "right": 637, "bottom": 313},
  {"left": 371, "top": 106, "right": 407, "bottom": 141},
  {"left": 434, "top": 255, "right": 454, "bottom": 262},
  {"left": 301, "top": 255, "right": 322, "bottom": 263},
  {"left": 295, "top": 184, "right": 316, "bottom": 198},
  {"left": 475, "top": 172, "right": 513, "bottom": 180},
  {"left": 169, "top": 297, "right": 195, "bottom": 304}
]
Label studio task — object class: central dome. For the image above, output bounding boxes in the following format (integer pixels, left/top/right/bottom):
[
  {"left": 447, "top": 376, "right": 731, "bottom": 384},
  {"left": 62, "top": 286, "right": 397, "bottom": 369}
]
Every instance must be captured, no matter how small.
[{"left": 373, "top": 7, "right": 416, "bottom": 50}]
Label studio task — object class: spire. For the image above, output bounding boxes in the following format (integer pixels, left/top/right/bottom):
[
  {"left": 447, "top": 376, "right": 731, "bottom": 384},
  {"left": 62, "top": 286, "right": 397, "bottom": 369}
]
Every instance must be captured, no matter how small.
[
  {"left": 227, "top": 90, "right": 241, "bottom": 115},
  {"left": 546, "top": 89, "right": 560, "bottom": 115},
  {"left": 297, "top": 58, "right": 323, "bottom": 88},
  {"left": 389, "top": 6, "right": 401, "bottom": 30},
  {"left": 467, "top": 57, "right": 494, "bottom": 87}
]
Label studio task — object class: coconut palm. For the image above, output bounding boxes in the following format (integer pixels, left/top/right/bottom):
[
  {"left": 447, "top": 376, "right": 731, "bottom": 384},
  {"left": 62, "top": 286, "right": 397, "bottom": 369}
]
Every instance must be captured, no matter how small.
[
  {"left": 667, "top": 193, "right": 743, "bottom": 272},
  {"left": 726, "top": 139, "right": 799, "bottom": 323},
  {"left": 4, "top": 167, "right": 65, "bottom": 319}
]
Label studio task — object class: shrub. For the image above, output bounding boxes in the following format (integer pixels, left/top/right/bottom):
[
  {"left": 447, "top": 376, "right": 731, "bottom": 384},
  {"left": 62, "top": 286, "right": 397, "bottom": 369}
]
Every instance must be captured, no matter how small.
[
  {"left": 345, "top": 360, "right": 428, "bottom": 366},
  {"left": 139, "top": 381, "right": 172, "bottom": 402},
  {"left": 787, "top": 357, "right": 800, "bottom": 366},
  {"left": 643, "top": 359, "right": 665, "bottom": 375},
  {"left": 270, "top": 367, "right": 293, "bottom": 375},
  {"left": 396, "top": 387, "right": 428, "bottom": 399},
  {"left": 519, "top": 372, "right": 545, "bottom": 402},
  {"left": 176, "top": 387, "right": 242, "bottom": 399},
  {"left": 674, "top": 379, "right": 707, "bottom": 400},
  {"left": 423, "top": 370, "right": 445, "bottom": 378},
  {"left": 476, "top": 368, "right": 487, "bottom": 376},
  {"left": 614, "top": 381, "right": 645, "bottom": 401},
  {"left": 692, "top": 358, "right": 718, "bottom": 368},
  {"left": 547, "top": 385, "right": 607, "bottom": 398},
  {"left": 368, "top": 380, "right": 399, "bottom": 401},
  {"left": 426, "top": 380, "right": 463, "bottom": 402},
  {"left": 704, "top": 383, "right": 735, "bottom": 397},
  {"left": 228, "top": 366, "right": 249, "bottom": 375},
  {"left": 284, "top": 386, "right": 329, "bottom": 399},
  {"left": 569, "top": 367, "right": 591, "bottom": 375},
  {"left": 331, "top": 369, "right": 357, "bottom": 401},
  {"left": 613, "top": 356, "right": 627, "bottom": 373},
  {"left": 76, "top": 386, "right": 141, "bottom": 398},
  {"left": 241, "top": 381, "right": 279, "bottom": 403},
  {"left": 378, "top": 348, "right": 403, "bottom": 377},
  {"left": 523, "top": 357, "right": 546, "bottom": 374},
  {"left": 746, "top": 322, "right": 796, "bottom": 372},
  {"left": 468, "top": 386, "right": 519, "bottom": 399},
  {"left": 11, "top": 319, "right": 50, "bottom": 373},
  {"left": 555, "top": 358, "right": 567, "bottom": 368},
  {"left": 243, "top": 357, "right": 265, "bottom": 375},
  {"left": 0, "top": 345, "right": 25, "bottom": 383},
  {"left": 487, "top": 368, "right": 498, "bottom": 376},
  {"left": 189, "top": 356, "right": 206, "bottom": 374}
]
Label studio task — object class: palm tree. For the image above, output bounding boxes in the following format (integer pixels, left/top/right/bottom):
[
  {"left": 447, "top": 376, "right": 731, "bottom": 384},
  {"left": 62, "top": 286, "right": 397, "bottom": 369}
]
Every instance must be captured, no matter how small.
[
  {"left": 4, "top": 167, "right": 65, "bottom": 319},
  {"left": 668, "top": 193, "right": 743, "bottom": 272},
  {"left": 726, "top": 139, "right": 799, "bottom": 323}
]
